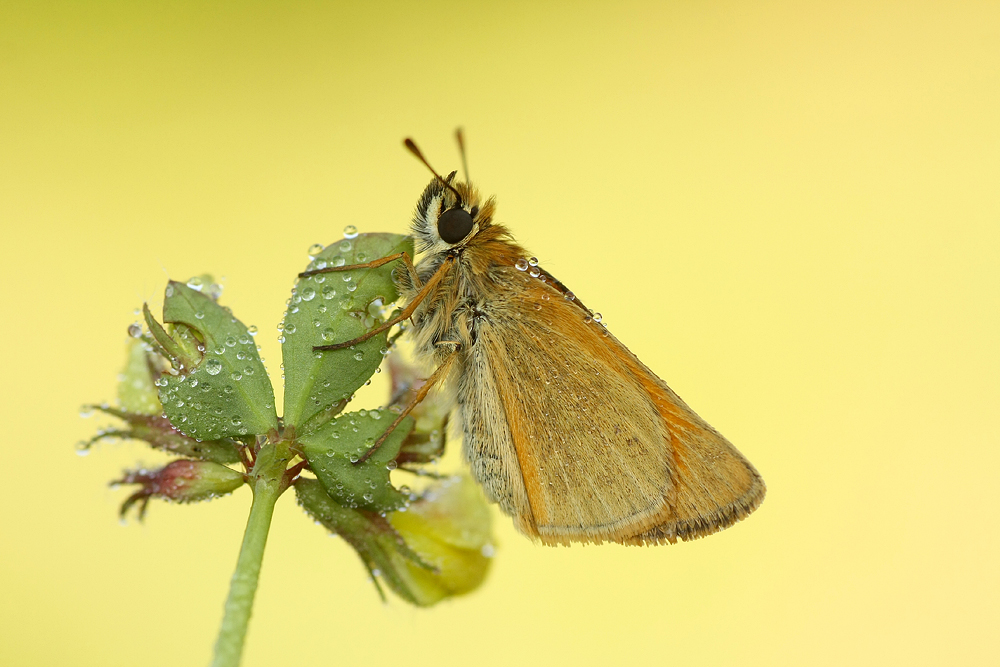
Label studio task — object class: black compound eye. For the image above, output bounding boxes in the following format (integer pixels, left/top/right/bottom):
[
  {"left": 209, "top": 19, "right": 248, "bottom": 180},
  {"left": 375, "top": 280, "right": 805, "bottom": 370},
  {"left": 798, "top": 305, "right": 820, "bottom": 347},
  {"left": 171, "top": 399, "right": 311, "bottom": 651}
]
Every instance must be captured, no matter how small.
[{"left": 437, "top": 207, "right": 474, "bottom": 243}]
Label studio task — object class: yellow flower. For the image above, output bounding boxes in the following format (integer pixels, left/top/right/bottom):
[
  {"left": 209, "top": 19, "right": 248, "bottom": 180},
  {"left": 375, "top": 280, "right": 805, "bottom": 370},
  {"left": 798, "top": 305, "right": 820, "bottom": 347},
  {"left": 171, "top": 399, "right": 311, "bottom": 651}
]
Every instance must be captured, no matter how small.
[{"left": 387, "top": 476, "right": 494, "bottom": 606}]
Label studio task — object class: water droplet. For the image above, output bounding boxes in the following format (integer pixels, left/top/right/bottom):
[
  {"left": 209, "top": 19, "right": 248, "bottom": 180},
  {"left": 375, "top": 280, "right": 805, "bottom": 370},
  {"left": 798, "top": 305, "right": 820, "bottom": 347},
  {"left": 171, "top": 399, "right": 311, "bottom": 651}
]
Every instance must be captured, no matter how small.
[
  {"left": 332, "top": 255, "right": 346, "bottom": 268},
  {"left": 79, "top": 406, "right": 94, "bottom": 418},
  {"left": 225, "top": 336, "right": 237, "bottom": 347},
  {"left": 349, "top": 454, "right": 359, "bottom": 463},
  {"left": 321, "top": 329, "right": 336, "bottom": 342},
  {"left": 301, "top": 287, "right": 316, "bottom": 301},
  {"left": 528, "top": 257, "right": 538, "bottom": 267},
  {"left": 322, "top": 286, "right": 337, "bottom": 300},
  {"left": 370, "top": 409, "right": 381, "bottom": 420},
  {"left": 593, "top": 312, "right": 603, "bottom": 323},
  {"left": 564, "top": 291, "right": 576, "bottom": 301},
  {"left": 243, "top": 366, "right": 254, "bottom": 376},
  {"left": 194, "top": 311, "right": 205, "bottom": 320},
  {"left": 75, "top": 442, "right": 91, "bottom": 456},
  {"left": 231, "top": 370, "right": 242, "bottom": 381},
  {"left": 343, "top": 225, "right": 359, "bottom": 239},
  {"left": 308, "top": 243, "right": 324, "bottom": 257},
  {"left": 285, "top": 324, "right": 297, "bottom": 334},
  {"left": 339, "top": 240, "right": 353, "bottom": 252},
  {"left": 584, "top": 315, "right": 593, "bottom": 324},
  {"left": 127, "top": 323, "right": 142, "bottom": 338},
  {"left": 165, "top": 284, "right": 175, "bottom": 297},
  {"left": 385, "top": 460, "right": 397, "bottom": 470},
  {"left": 529, "top": 267, "right": 540, "bottom": 278},
  {"left": 515, "top": 258, "right": 528, "bottom": 271},
  {"left": 231, "top": 416, "right": 243, "bottom": 426},
  {"left": 314, "top": 274, "right": 326, "bottom": 284},
  {"left": 205, "top": 359, "right": 223, "bottom": 375},
  {"left": 248, "top": 325, "right": 258, "bottom": 335},
  {"left": 363, "top": 493, "right": 374, "bottom": 503},
  {"left": 354, "top": 351, "right": 365, "bottom": 361}
]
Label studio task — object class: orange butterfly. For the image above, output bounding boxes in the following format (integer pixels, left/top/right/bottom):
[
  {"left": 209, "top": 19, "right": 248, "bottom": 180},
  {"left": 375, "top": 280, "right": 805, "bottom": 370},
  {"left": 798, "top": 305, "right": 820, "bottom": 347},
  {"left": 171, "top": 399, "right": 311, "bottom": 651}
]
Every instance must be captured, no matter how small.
[{"left": 304, "top": 134, "right": 765, "bottom": 545}]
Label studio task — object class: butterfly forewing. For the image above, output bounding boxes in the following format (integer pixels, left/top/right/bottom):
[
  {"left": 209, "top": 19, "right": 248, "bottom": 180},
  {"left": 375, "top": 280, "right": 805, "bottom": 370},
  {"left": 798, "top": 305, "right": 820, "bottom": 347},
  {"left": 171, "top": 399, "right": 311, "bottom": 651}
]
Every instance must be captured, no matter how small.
[{"left": 460, "top": 267, "right": 764, "bottom": 545}]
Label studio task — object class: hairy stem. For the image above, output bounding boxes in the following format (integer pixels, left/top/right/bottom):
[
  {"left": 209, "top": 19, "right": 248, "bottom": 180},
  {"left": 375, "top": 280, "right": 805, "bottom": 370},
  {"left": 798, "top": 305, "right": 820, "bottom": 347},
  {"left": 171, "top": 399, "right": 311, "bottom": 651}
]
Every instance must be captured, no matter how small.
[{"left": 210, "top": 443, "right": 289, "bottom": 667}]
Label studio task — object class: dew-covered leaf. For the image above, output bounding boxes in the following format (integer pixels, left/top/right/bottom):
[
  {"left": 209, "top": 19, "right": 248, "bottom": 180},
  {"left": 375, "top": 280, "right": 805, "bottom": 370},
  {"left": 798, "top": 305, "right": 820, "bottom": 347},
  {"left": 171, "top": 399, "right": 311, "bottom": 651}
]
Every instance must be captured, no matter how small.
[
  {"left": 154, "top": 281, "right": 278, "bottom": 440},
  {"left": 294, "top": 477, "right": 429, "bottom": 606},
  {"left": 282, "top": 233, "right": 413, "bottom": 433},
  {"left": 87, "top": 405, "right": 242, "bottom": 465},
  {"left": 299, "top": 409, "right": 414, "bottom": 512}
]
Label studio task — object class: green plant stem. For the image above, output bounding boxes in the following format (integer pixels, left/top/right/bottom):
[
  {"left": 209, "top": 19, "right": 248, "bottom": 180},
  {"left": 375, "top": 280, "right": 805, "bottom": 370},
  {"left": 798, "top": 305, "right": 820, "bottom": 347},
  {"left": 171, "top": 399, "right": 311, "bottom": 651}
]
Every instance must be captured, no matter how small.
[{"left": 211, "top": 445, "right": 287, "bottom": 667}]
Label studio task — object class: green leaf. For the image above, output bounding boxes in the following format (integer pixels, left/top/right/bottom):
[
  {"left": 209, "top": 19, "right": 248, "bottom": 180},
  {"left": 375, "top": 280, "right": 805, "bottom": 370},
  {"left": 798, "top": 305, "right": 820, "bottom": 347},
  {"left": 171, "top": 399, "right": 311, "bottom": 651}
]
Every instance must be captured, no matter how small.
[
  {"left": 299, "top": 409, "right": 414, "bottom": 512},
  {"left": 281, "top": 233, "right": 413, "bottom": 433},
  {"left": 294, "top": 478, "right": 430, "bottom": 606},
  {"left": 154, "top": 281, "right": 278, "bottom": 440},
  {"left": 118, "top": 339, "right": 161, "bottom": 415},
  {"left": 88, "top": 405, "right": 242, "bottom": 465}
]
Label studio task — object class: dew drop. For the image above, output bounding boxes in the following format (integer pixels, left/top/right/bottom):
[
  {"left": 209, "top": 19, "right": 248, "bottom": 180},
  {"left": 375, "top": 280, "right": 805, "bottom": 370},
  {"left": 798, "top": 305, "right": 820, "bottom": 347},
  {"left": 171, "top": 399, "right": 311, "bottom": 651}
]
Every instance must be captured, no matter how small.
[
  {"left": 322, "top": 286, "right": 337, "bottom": 300},
  {"left": 339, "top": 240, "right": 353, "bottom": 252},
  {"left": 529, "top": 267, "right": 540, "bottom": 278},
  {"left": 308, "top": 243, "right": 324, "bottom": 257},
  {"left": 354, "top": 351, "right": 365, "bottom": 361},
  {"left": 127, "top": 323, "right": 142, "bottom": 338},
  {"left": 194, "top": 311, "right": 205, "bottom": 320},
  {"left": 301, "top": 287, "right": 316, "bottom": 301},
  {"left": 515, "top": 258, "right": 528, "bottom": 271},
  {"left": 528, "top": 257, "right": 538, "bottom": 267},
  {"left": 205, "top": 359, "right": 223, "bottom": 375},
  {"left": 248, "top": 325, "right": 258, "bottom": 335},
  {"left": 343, "top": 225, "right": 359, "bottom": 239},
  {"left": 593, "top": 313, "right": 603, "bottom": 323},
  {"left": 225, "top": 336, "right": 237, "bottom": 347},
  {"left": 332, "top": 256, "right": 346, "bottom": 268},
  {"left": 321, "top": 329, "right": 336, "bottom": 342},
  {"left": 285, "top": 324, "right": 297, "bottom": 334}
]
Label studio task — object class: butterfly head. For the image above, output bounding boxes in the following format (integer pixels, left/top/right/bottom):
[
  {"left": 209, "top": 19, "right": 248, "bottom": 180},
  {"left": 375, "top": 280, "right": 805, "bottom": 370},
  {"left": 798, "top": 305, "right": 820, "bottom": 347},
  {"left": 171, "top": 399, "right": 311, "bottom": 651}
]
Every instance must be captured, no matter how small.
[{"left": 411, "top": 171, "right": 495, "bottom": 253}]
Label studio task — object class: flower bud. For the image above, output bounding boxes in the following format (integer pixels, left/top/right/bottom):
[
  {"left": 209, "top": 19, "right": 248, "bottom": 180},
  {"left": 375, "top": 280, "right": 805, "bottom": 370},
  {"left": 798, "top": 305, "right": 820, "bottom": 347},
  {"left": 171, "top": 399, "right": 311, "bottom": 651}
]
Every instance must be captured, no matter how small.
[
  {"left": 113, "top": 460, "right": 245, "bottom": 519},
  {"left": 386, "top": 476, "right": 495, "bottom": 606}
]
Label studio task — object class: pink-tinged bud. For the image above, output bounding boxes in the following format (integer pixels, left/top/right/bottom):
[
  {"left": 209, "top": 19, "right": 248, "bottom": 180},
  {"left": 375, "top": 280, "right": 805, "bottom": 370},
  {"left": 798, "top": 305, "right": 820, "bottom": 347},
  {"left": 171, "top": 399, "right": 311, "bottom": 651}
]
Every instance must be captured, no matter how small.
[
  {"left": 113, "top": 460, "right": 245, "bottom": 519},
  {"left": 386, "top": 476, "right": 495, "bottom": 606}
]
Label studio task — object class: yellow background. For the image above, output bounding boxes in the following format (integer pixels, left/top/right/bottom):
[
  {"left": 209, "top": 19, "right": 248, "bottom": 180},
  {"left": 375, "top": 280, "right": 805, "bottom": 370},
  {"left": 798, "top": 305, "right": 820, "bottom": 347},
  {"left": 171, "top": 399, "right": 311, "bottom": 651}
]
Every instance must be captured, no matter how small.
[{"left": 2, "top": 2, "right": 997, "bottom": 665}]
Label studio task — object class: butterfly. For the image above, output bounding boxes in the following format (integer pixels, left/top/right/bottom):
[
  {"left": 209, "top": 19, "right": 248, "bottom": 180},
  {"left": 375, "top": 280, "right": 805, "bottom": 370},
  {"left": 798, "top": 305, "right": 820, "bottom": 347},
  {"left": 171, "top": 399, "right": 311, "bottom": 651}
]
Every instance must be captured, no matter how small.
[{"left": 307, "top": 134, "right": 765, "bottom": 545}]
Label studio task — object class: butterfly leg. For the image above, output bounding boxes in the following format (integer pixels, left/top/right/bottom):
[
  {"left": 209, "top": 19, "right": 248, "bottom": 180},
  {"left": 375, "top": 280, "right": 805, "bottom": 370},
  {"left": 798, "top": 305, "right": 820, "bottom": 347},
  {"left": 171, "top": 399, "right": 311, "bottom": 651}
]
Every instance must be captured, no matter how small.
[
  {"left": 298, "top": 251, "right": 418, "bottom": 282},
  {"left": 312, "top": 256, "right": 455, "bottom": 352},
  {"left": 355, "top": 344, "right": 459, "bottom": 465}
]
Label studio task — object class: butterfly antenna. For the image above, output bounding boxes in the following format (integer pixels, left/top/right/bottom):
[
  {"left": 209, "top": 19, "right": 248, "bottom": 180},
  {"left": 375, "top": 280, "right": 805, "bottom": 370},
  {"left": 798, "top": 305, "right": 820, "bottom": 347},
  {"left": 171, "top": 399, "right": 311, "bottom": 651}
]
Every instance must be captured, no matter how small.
[
  {"left": 455, "top": 127, "right": 470, "bottom": 183},
  {"left": 404, "top": 138, "right": 464, "bottom": 207}
]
